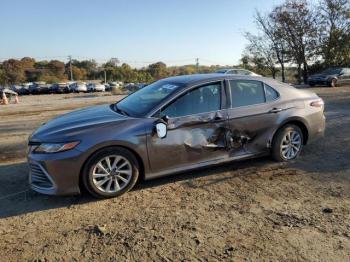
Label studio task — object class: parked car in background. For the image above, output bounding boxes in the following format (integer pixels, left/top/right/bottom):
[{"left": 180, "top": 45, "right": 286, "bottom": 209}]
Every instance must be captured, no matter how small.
[
  {"left": 50, "top": 83, "right": 70, "bottom": 94},
  {"left": 308, "top": 67, "right": 350, "bottom": 87},
  {"left": 38, "top": 84, "right": 51, "bottom": 94},
  {"left": 74, "top": 82, "right": 88, "bottom": 93},
  {"left": 137, "top": 83, "right": 147, "bottom": 89},
  {"left": 28, "top": 83, "right": 39, "bottom": 95},
  {"left": 28, "top": 74, "right": 325, "bottom": 198},
  {"left": 109, "top": 81, "right": 123, "bottom": 88},
  {"left": 216, "top": 68, "right": 261, "bottom": 77},
  {"left": 86, "top": 83, "right": 96, "bottom": 92},
  {"left": 104, "top": 83, "right": 111, "bottom": 91},
  {"left": 17, "top": 84, "right": 30, "bottom": 95},
  {"left": 94, "top": 83, "right": 106, "bottom": 92},
  {"left": 29, "top": 83, "right": 50, "bottom": 94},
  {"left": 68, "top": 82, "right": 77, "bottom": 91},
  {"left": 10, "top": 85, "right": 24, "bottom": 95},
  {"left": 124, "top": 83, "right": 139, "bottom": 92}
]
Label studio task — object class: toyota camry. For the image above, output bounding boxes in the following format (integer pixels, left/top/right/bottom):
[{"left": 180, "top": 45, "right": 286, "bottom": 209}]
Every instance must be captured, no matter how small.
[{"left": 27, "top": 74, "right": 325, "bottom": 198}]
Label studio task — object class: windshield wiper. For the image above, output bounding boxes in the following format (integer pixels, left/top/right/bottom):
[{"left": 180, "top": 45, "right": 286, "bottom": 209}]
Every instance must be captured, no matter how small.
[{"left": 114, "top": 104, "right": 129, "bottom": 116}]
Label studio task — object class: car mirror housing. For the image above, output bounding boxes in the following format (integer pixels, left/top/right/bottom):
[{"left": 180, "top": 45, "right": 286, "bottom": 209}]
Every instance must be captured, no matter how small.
[{"left": 155, "top": 122, "right": 167, "bottom": 139}]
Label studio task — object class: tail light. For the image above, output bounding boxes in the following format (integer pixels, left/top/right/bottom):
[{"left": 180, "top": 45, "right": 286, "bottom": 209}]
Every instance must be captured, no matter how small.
[{"left": 310, "top": 99, "right": 324, "bottom": 107}]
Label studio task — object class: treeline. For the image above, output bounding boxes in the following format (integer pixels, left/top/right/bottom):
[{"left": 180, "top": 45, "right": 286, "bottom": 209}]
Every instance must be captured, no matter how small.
[
  {"left": 242, "top": 0, "right": 350, "bottom": 83},
  {"left": 0, "top": 57, "right": 223, "bottom": 85}
]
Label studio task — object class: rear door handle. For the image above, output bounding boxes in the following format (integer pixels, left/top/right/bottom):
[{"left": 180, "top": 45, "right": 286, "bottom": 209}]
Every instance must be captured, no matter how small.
[{"left": 269, "top": 108, "right": 283, "bottom": 113}]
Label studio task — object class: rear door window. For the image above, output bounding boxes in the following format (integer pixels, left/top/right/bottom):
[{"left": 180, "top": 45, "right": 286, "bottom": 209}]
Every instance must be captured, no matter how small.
[{"left": 229, "top": 80, "right": 265, "bottom": 108}]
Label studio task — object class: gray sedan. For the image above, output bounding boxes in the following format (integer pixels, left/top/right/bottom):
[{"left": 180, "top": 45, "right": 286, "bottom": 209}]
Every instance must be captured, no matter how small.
[{"left": 27, "top": 74, "right": 325, "bottom": 198}]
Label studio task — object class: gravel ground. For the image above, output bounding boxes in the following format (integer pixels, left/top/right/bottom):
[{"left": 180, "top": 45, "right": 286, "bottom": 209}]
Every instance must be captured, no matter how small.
[{"left": 0, "top": 87, "right": 350, "bottom": 261}]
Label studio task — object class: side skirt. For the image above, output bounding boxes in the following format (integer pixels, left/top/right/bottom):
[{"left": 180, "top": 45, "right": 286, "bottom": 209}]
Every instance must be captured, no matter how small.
[{"left": 144, "top": 152, "right": 268, "bottom": 180}]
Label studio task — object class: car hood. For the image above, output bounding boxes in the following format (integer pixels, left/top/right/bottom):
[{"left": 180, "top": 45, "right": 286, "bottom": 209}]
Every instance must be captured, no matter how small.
[{"left": 30, "top": 104, "right": 128, "bottom": 141}]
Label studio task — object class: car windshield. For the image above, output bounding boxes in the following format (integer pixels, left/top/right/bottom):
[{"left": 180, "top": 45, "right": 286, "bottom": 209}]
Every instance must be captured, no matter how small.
[
  {"left": 115, "top": 80, "right": 183, "bottom": 117},
  {"left": 322, "top": 68, "right": 341, "bottom": 75}
]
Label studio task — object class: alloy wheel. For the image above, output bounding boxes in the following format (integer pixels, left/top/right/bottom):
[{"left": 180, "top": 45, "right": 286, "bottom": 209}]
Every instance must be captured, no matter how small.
[
  {"left": 280, "top": 131, "right": 302, "bottom": 160},
  {"left": 92, "top": 155, "right": 132, "bottom": 193}
]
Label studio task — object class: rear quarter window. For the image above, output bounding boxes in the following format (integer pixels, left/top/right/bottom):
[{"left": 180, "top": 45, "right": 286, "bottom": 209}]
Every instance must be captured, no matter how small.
[{"left": 265, "top": 84, "right": 280, "bottom": 102}]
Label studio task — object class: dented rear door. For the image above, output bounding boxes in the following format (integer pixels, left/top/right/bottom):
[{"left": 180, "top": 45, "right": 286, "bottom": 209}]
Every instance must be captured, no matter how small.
[{"left": 225, "top": 79, "right": 282, "bottom": 156}]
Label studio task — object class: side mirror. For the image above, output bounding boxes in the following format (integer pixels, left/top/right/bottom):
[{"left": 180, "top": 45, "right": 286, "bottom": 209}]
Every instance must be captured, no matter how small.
[{"left": 155, "top": 122, "right": 167, "bottom": 138}]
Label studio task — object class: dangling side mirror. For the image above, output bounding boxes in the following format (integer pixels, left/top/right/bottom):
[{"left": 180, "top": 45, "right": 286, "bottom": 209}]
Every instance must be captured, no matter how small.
[
  {"left": 154, "top": 114, "right": 168, "bottom": 139},
  {"left": 155, "top": 122, "right": 167, "bottom": 138}
]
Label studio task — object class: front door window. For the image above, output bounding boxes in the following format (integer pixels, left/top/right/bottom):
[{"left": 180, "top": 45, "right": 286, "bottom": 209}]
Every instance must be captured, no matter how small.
[{"left": 161, "top": 83, "right": 221, "bottom": 118}]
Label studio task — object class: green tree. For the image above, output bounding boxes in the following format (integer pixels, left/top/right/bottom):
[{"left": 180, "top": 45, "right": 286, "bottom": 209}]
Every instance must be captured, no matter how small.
[
  {"left": 243, "top": 33, "right": 278, "bottom": 78},
  {"left": 318, "top": 0, "right": 350, "bottom": 66},
  {"left": 48, "top": 60, "right": 65, "bottom": 79},
  {"left": 0, "top": 66, "right": 6, "bottom": 85},
  {"left": 254, "top": 11, "right": 289, "bottom": 82},
  {"left": 272, "top": 0, "right": 318, "bottom": 83},
  {"left": 72, "top": 59, "right": 98, "bottom": 79},
  {"left": 21, "top": 57, "right": 35, "bottom": 69},
  {"left": 2, "top": 59, "right": 26, "bottom": 84},
  {"left": 147, "top": 62, "right": 167, "bottom": 80},
  {"left": 72, "top": 66, "right": 87, "bottom": 80}
]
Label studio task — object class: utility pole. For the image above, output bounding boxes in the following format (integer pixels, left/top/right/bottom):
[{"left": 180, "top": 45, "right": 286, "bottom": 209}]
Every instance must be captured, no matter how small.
[
  {"left": 68, "top": 55, "right": 73, "bottom": 81},
  {"left": 104, "top": 70, "right": 107, "bottom": 84},
  {"left": 195, "top": 58, "right": 199, "bottom": 73}
]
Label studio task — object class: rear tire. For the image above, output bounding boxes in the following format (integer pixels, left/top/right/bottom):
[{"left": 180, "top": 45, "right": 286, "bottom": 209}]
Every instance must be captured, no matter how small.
[
  {"left": 272, "top": 124, "right": 303, "bottom": 162},
  {"left": 82, "top": 147, "right": 139, "bottom": 198}
]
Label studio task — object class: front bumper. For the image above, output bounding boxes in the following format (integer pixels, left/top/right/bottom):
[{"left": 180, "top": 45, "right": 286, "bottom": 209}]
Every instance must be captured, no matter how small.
[{"left": 27, "top": 148, "right": 85, "bottom": 195}]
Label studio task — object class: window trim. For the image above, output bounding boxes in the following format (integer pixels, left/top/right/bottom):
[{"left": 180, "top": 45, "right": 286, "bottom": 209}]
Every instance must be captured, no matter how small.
[
  {"left": 150, "top": 80, "right": 224, "bottom": 119},
  {"left": 227, "top": 80, "right": 280, "bottom": 109},
  {"left": 263, "top": 83, "right": 280, "bottom": 103}
]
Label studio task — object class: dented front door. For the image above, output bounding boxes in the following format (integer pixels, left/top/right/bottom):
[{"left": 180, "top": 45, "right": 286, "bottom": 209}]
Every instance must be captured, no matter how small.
[
  {"left": 147, "top": 81, "right": 230, "bottom": 175},
  {"left": 148, "top": 110, "right": 229, "bottom": 174}
]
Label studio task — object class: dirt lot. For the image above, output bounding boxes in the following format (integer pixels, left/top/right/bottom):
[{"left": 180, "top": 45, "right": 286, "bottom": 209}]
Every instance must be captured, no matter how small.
[{"left": 0, "top": 87, "right": 350, "bottom": 261}]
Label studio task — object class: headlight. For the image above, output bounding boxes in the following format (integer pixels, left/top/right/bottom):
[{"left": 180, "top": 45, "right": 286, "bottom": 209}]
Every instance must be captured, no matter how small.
[{"left": 34, "top": 141, "right": 80, "bottom": 153}]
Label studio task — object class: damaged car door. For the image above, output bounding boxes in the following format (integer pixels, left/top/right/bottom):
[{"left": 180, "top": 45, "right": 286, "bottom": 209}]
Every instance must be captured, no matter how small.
[
  {"left": 226, "top": 79, "right": 281, "bottom": 157},
  {"left": 148, "top": 81, "right": 229, "bottom": 176}
]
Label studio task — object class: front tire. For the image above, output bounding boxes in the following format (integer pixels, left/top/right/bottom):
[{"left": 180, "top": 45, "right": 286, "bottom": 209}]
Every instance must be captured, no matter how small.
[
  {"left": 328, "top": 78, "right": 337, "bottom": 87},
  {"left": 272, "top": 124, "right": 303, "bottom": 162},
  {"left": 82, "top": 147, "right": 139, "bottom": 198}
]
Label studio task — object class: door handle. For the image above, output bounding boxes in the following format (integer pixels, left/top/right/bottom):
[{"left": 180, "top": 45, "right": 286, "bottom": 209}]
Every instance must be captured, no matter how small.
[{"left": 269, "top": 108, "right": 283, "bottom": 113}]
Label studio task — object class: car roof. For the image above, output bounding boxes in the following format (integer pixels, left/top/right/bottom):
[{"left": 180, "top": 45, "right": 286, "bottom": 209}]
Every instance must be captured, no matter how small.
[{"left": 162, "top": 73, "right": 265, "bottom": 86}]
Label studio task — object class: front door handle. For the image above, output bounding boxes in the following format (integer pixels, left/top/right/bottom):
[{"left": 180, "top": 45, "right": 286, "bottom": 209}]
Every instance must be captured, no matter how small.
[{"left": 269, "top": 108, "right": 283, "bottom": 113}]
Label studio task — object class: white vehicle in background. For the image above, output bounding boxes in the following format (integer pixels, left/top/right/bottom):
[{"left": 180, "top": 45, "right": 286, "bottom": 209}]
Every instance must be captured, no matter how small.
[
  {"left": 94, "top": 83, "right": 105, "bottom": 92},
  {"left": 74, "top": 82, "right": 88, "bottom": 93},
  {"left": 109, "top": 81, "right": 123, "bottom": 88},
  {"left": 215, "top": 68, "right": 262, "bottom": 77}
]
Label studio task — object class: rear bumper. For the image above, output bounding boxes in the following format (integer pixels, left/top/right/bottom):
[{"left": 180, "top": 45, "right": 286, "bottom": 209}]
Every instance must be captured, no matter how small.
[
  {"left": 307, "top": 113, "right": 326, "bottom": 144},
  {"left": 27, "top": 148, "right": 85, "bottom": 195}
]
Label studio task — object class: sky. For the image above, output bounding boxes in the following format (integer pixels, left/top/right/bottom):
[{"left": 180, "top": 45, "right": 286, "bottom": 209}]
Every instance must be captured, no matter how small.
[{"left": 0, "top": 0, "right": 285, "bottom": 67}]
